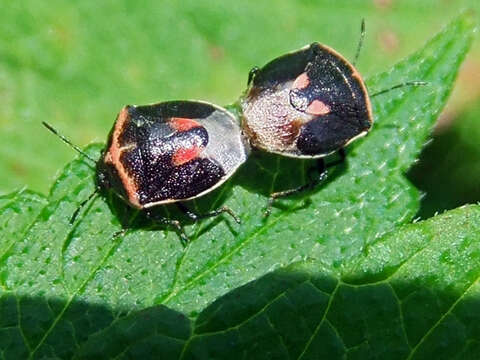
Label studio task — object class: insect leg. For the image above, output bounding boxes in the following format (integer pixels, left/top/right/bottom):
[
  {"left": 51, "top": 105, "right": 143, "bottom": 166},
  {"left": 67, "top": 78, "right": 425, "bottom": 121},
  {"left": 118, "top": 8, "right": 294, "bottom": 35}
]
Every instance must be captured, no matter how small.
[
  {"left": 145, "top": 209, "right": 189, "bottom": 247},
  {"left": 176, "top": 203, "right": 241, "bottom": 224},
  {"left": 70, "top": 189, "right": 99, "bottom": 224},
  {"left": 264, "top": 149, "right": 346, "bottom": 217}
]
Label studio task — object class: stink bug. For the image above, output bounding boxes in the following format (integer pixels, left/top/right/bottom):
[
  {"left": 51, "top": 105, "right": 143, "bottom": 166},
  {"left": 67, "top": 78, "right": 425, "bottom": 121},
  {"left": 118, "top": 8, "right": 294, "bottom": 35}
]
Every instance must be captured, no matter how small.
[
  {"left": 242, "top": 42, "right": 372, "bottom": 158},
  {"left": 43, "top": 100, "right": 248, "bottom": 244},
  {"left": 43, "top": 21, "right": 426, "bottom": 242},
  {"left": 98, "top": 101, "right": 248, "bottom": 210},
  {"left": 241, "top": 20, "right": 426, "bottom": 215}
]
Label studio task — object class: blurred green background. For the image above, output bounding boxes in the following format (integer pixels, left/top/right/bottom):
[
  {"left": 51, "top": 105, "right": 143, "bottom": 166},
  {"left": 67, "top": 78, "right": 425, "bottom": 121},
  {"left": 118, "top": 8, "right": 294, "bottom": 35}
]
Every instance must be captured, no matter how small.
[{"left": 0, "top": 0, "right": 478, "bottom": 219}]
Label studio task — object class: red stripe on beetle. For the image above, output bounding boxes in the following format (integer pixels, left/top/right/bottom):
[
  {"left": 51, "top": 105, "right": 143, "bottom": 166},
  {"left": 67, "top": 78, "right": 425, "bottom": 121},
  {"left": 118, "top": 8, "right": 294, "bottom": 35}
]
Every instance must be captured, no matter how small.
[
  {"left": 306, "top": 100, "right": 330, "bottom": 116},
  {"left": 172, "top": 145, "right": 202, "bottom": 166},
  {"left": 170, "top": 117, "right": 201, "bottom": 132},
  {"left": 292, "top": 72, "right": 310, "bottom": 90}
]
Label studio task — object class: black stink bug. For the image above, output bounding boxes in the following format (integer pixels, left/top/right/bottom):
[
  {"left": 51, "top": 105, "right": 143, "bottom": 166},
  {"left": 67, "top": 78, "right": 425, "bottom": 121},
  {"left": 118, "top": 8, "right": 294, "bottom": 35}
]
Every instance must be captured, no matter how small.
[
  {"left": 98, "top": 101, "right": 248, "bottom": 209},
  {"left": 43, "top": 100, "right": 248, "bottom": 244},
  {"left": 241, "top": 21, "right": 425, "bottom": 215},
  {"left": 242, "top": 42, "right": 372, "bottom": 158}
]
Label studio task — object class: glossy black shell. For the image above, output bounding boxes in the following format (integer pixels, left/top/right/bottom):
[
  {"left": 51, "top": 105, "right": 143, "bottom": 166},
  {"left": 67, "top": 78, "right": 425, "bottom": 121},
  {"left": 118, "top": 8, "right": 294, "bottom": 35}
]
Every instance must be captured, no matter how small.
[
  {"left": 241, "top": 42, "right": 373, "bottom": 158},
  {"left": 98, "top": 101, "right": 248, "bottom": 209}
]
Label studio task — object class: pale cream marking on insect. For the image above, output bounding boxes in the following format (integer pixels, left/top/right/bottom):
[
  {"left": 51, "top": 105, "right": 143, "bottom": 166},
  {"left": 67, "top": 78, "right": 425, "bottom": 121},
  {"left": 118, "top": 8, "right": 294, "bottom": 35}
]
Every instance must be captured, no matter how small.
[{"left": 118, "top": 143, "right": 136, "bottom": 152}]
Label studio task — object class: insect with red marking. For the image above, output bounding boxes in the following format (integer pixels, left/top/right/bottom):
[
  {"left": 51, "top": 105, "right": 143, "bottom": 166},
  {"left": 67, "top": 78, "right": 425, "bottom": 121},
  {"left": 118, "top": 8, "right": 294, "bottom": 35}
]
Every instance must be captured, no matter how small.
[
  {"left": 43, "top": 20, "right": 425, "bottom": 244},
  {"left": 241, "top": 20, "right": 425, "bottom": 215},
  {"left": 43, "top": 101, "right": 248, "bottom": 245}
]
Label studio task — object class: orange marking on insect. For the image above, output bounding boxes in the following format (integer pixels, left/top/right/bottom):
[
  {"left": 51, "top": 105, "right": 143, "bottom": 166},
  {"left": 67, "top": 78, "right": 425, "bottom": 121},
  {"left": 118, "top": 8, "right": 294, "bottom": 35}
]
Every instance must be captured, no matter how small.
[
  {"left": 306, "top": 100, "right": 330, "bottom": 116},
  {"left": 172, "top": 145, "right": 202, "bottom": 166},
  {"left": 107, "top": 106, "right": 141, "bottom": 208},
  {"left": 170, "top": 117, "right": 201, "bottom": 132},
  {"left": 292, "top": 72, "right": 310, "bottom": 90}
]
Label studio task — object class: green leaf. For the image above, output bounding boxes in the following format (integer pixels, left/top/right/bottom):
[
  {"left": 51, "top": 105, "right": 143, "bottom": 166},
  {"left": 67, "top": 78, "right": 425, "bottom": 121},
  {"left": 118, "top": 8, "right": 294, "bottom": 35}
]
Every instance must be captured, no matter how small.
[
  {"left": 72, "top": 205, "right": 480, "bottom": 358},
  {"left": 0, "top": 12, "right": 476, "bottom": 359},
  {"left": 176, "top": 205, "right": 480, "bottom": 359},
  {"left": 409, "top": 100, "right": 480, "bottom": 218}
]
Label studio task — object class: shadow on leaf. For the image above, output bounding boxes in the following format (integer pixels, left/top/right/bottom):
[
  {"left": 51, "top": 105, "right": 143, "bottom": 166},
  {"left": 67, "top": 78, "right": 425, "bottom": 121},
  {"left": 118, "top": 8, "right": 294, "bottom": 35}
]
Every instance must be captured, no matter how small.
[{"left": 5, "top": 258, "right": 480, "bottom": 359}]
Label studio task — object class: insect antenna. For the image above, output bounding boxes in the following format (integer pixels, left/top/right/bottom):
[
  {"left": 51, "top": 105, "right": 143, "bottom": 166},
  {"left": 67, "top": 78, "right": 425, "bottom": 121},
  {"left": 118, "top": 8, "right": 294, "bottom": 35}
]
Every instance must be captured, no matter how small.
[
  {"left": 353, "top": 19, "right": 366, "bottom": 67},
  {"left": 42, "top": 121, "right": 101, "bottom": 224},
  {"left": 42, "top": 121, "right": 97, "bottom": 164},
  {"left": 370, "top": 81, "right": 428, "bottom": 97}
]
